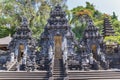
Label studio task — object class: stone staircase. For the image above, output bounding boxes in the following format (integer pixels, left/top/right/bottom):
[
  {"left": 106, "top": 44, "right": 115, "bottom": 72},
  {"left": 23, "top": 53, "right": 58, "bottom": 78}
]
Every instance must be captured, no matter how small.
[
  {"left": 0, "top": 71, "right": 49, "bottom": 80},
  {"left": 68, "top": 70, "right": 120, "bottom": 80},
  {"left": 53, "top": 59, "right": 65, "bottom": 80},
  {"left": 0, "top": 70, "right": 120, "bottom": 80}
]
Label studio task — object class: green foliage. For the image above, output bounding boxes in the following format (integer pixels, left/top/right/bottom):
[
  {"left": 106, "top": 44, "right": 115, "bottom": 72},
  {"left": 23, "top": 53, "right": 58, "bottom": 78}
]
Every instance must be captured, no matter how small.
[
  {"left": 70, "top": 1, "right": 120, "bottom": 41},
  {"left": 0, "top": 0, "right": 66, "bottom": 39},
  {"left": 104, "top": 36, "right": 120, "bottom": 44},
  {"left": 0, "top": 26, "right": 10, "bottom": 38},
  {"left": 72, "top": 23, "right": 86, "bottom": 40},
  {"left": 86, "top": 2, "right": 95, "bottom": 10},
  {"left": 112, "top": 12, "right": 118, "bottom": 20}
]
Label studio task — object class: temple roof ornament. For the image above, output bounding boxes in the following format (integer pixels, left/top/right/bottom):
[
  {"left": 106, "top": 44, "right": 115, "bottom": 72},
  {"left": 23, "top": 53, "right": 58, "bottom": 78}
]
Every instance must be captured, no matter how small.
[
  {"left": 8, "top": 17, "right": 35, "bottom": 53},
  {"left": 83, "top": 18, "right": 102, "bottom": 40}
]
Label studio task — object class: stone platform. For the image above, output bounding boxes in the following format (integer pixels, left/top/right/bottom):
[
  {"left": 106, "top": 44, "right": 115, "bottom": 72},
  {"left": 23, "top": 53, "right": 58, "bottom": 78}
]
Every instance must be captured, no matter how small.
[{"left": 0, "top": 70, "right": 120, "bottom": 80}]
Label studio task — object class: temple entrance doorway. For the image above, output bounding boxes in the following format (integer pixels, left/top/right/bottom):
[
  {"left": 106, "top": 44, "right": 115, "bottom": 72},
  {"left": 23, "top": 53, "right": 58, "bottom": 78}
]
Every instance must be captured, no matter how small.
[
  {"left": 54, "top": 35, "right": 62, "bottom": 59},
  {"left": 91, "top": 44, "right": 97, "bottom": 60},
  {"left": 18, "top": 44, "right": 24, "bottom": 62}
]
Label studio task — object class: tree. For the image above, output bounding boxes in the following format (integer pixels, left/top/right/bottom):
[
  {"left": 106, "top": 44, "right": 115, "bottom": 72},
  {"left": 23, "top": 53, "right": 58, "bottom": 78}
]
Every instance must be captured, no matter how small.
[
  {"left": 104, "top": 36, "right": 120, "bottom": 44},
  {"left": 0, "top": 0, "right": 67, "bottom": 39},
  {"left": 112, "top": 12, "right": 118, "bottom": 20},
  {"left": 70, "top": 1, "right": 120, "bottom": 40},
  {"left": 86, "top": 2, "right": 95, "bottom": 10}
]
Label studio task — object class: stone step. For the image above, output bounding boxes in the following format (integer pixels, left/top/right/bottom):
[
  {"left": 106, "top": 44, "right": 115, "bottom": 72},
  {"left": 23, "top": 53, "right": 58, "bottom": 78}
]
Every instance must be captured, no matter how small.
[
  {"left": 54, "top": 68, "right": 64, "bottom": 69},
  {"left": 53, "top": 72, "right": 64, "bottom": 75},
  {"left": 0, "top": 71, "right": 49, "bottom": 80},
  {"left": 54, "top": 67, "right": 63, "bottom": 69},
  {"left": 54, "top": 77, "right": 65, "bottom": 80},
  {"left": 54, "top": 66, "right": 64, "bottom": 68},
  {"left": 54, "top": 65, "right": 63, "bottom": 67},
  {"left": 54, "top": 65, "right": 62, "bottom": 67},
  {"left": 1, "top": 70, "right": 120, "bottom": 80},
  {"left": 53, "top": 69, "right": 64, "bottom": 72},
  {"left": 53, "top": 73, "right": 65, "bottom": 75},
  {"left": 68, "top": 71, "right": 120, "bottom": 74},
  {"left": 54, "top": 66, "right": 63, "bottom": 67},
  {"left": 53, "top": 70, "right": 64, "bottom": 72},
  {"left": 68, "top": 70, "right": 120, "bottom": 80},
  {"left": 53, "top": 58, "right": 65, "bottom": 79},
  {"left": 53, "top": 75, "right": 65, "bottom": 77}
]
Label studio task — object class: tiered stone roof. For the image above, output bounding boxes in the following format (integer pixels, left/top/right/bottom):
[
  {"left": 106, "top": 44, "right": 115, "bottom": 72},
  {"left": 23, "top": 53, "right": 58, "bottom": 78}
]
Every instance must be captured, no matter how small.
[
  {"left": 8, "top": 17, "right": 35, "bottom": 52},
  {"left": 103, "top": 17, "right": 115, "bottom": 37},
  {"left": 83, "top": 18, "right": 103, "bottom": 43}
]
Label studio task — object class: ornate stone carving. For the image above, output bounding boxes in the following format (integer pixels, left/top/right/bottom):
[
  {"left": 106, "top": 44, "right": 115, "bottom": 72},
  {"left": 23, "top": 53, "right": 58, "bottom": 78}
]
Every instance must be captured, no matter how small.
[{"left": 7, "top": 17, "right": 36, "bottom": 71}]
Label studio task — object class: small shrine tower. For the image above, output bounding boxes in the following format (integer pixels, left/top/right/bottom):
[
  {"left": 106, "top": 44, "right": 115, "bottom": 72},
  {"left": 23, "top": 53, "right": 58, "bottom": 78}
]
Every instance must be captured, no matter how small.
[
  {"left": 8, "top": 17, "right": 36, "bottom": 71},
  {"left": 80, "top": 17, "right": 107, "bottom": 70}
]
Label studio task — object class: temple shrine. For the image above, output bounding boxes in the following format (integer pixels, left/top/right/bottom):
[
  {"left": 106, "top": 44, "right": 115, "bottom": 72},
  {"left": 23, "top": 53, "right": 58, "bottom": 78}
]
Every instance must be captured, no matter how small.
[
  {"left": 7, "top": 17, "right": 36, "bottom": 71},
  {"left": 0, "top": 4, "right": 120, "bottom": 80}
]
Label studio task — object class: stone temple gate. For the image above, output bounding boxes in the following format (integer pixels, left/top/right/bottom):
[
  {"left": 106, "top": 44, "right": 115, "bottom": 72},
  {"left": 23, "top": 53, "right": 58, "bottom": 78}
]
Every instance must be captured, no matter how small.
[
  {"left": 39, "top": 4, "right": 76, "bottom": 63},
  {"left": 0, "top": 4, "right": 120, "bottom": 80}
]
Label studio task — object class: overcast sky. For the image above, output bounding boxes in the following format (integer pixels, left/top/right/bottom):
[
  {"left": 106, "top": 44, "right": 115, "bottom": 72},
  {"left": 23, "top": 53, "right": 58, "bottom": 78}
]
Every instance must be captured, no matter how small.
[{"left": 67, "top": 0, "right": 120, "bottom": 20}]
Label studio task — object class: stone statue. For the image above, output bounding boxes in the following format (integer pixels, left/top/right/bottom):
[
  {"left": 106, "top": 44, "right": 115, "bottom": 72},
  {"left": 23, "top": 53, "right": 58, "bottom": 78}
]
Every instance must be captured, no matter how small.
[
  {"left": 89, "top": 52, "right": 94, "bottom": 65},
  {"left": 22, "top": 54, "right": 27, "bottom": 65},
  {"left": 10, "top": 52, "right": 14, "bottom": 62},
  {"left": 48, "top": 46, "right": 53, "bottom": 60}
]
